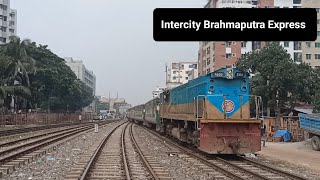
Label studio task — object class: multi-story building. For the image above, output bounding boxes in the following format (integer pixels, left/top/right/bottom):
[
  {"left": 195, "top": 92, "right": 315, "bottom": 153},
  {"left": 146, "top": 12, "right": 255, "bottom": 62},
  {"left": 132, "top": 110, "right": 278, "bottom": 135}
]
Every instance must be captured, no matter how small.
[
  {"left": 302, "top": 0, "right": 320, "bottom": 68},
  {"left": 64, "top": 57, "right": 97, "bottom": 112},
  {"left": 198, "top": 0, "right": 302, "bottom": 76},
  {"left": 188, "top": 68, "right": 199, "bottom": 81},
  {"left": 0, "top": 0, "right": 17, "bottom": 44},
  {"left": 166, "top": 62, "right": 198, "bottom": 85},
  {"left": 152, "top": 86, "right": 166, "bottom": 98}
]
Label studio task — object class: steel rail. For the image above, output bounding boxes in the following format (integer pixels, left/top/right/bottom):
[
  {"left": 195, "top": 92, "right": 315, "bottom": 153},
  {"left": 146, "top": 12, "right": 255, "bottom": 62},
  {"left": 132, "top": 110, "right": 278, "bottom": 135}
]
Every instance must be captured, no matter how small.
[
  {"left": 129, "top": 123, "right": 160, "bottom": 180},
  {"left": 137, "top": 125, "right": 247, "bottom": 180},
  {"left": 122, "top": 123, "right": 131, "bottom": 180},
  {"left": 79, "top": 121, "right": 128, "bottom": 180},
  {"left": 240, "top": 156, "right": 308, "bottom": 180}
]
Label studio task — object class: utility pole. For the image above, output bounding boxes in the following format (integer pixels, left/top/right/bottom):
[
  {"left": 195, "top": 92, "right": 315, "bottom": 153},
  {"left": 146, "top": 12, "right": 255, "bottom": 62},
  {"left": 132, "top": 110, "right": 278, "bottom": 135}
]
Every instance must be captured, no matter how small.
[
  {"left": 108, "top": 91, "right": 111, "bottom": 112},
  {"left": 178, "top": 62, "right": 181, "bottom": 84},
  {"left": 165, "top": 63, "right": 168, "bottom": 84}
]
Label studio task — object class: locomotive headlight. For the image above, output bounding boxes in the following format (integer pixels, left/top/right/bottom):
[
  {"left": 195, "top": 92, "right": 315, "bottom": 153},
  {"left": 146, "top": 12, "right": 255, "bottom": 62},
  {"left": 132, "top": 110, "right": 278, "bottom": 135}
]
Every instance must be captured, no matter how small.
[
  {"left": 242, "top": 86, "right": 247, "bottom": 91},
  {"left": 226, "top": 68, "right": 233, "bottom": 79},
  {"left": 209, "top": 86, "right": 214, "bottom": 92}
]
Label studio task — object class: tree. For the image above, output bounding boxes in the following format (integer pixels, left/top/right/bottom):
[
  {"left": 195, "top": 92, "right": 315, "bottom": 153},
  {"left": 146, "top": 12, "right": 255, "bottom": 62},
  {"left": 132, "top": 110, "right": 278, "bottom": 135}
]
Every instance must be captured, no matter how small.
[
  {"left": 237, "top": 42, "right": 314, "bottom": 129},
  {"left": 0, "top": 36, "right": 94, "bottom": 113},
  {"left": 25, "top": 41, "right": 93, "bottom": 112},
  {"left": 0, "top": 50, "right": 32, "bottom": 110},
  {"left": 312, "top": 68, "right": 320, "bottom": 113},
  {"left": 1, "top": 36, "right": 36, "bottom": 86},
  {"left": 0, "top": 36, "right": 36, "bottom": 111}
]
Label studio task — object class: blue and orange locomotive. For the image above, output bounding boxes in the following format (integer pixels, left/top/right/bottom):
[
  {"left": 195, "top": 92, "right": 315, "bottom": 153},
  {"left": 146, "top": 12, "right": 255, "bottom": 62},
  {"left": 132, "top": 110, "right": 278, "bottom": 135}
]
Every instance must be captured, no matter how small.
[{"left": 127, "top": 66, "right": 262, "bottom": 154}]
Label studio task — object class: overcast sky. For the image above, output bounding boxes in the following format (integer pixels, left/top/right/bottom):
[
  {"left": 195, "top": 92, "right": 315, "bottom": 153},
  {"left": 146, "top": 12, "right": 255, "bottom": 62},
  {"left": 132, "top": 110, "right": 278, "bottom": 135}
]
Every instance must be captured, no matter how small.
[{"left": 11, "top": 0, "right": 207, "bottom": 106}]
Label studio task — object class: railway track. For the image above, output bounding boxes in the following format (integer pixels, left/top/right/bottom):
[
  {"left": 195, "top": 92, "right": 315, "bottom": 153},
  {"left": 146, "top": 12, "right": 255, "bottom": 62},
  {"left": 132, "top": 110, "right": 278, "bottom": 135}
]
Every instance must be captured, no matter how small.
[
  {"left": 0, "top": 120, "right": 120, "bottom": 138},
  {"left": 137, "top": 124, "right": 308, "bottom": 180},
  {"left": 0, "top": 122, "right": 90, "bottom": 137},
  {"left": 65, "top": 122, "right": 172, "bottom": 180},
  {"left": 0, "top": 121, "right": 116, "bottom": 177},
  {"left": 0, "top": 124, "right": 89, "bottom": 148}
]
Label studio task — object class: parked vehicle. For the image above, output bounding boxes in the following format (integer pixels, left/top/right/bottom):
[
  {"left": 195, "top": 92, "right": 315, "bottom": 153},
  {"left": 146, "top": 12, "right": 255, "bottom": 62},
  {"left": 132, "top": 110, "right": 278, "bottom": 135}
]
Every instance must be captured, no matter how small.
[{"left": 298, "top": 113, "right": 320, "bottom": 151}]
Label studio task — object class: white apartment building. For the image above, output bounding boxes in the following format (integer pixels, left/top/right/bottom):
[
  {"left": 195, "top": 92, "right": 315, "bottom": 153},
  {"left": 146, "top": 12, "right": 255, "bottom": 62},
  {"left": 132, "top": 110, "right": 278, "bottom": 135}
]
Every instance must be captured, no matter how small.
[
  {"left": 166, "top": 62, "right": 198, "bottom": 85},
  {"left": 64, "top": 57, "right": 96, "bottom": 112},
  {"left": 188, "top": 68, "right": 199, "bottom": 81},
  {"left": 0, "top": 0, "right": 17, "bottom": 44},
  {"left": 152, "top": 86, "right": 166, "bottom": 98}
]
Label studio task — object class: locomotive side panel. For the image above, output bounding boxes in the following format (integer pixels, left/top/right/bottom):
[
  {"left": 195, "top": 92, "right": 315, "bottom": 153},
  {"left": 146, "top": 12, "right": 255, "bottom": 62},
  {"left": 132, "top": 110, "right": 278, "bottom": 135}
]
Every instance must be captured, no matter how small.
[{"left": 160, "top": 75, "right": 209, "bottom": 121}]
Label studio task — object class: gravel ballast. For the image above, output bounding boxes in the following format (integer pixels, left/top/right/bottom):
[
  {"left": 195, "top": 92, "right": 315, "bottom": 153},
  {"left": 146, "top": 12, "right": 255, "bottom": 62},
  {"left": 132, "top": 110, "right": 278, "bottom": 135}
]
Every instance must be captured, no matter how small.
[
  {"left": 132, "top": 124, "right": 229, "bottom": 180},
  {"left": 2, "top": 120, "right": 125, "bottom": 180}
]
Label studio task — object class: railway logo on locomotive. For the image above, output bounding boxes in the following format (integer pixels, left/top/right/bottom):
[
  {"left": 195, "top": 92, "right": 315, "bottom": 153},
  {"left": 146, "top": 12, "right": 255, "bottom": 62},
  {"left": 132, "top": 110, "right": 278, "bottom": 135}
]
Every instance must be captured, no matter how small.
[{"left": 222, "top": 100, "right": 235, "bottom": 113}]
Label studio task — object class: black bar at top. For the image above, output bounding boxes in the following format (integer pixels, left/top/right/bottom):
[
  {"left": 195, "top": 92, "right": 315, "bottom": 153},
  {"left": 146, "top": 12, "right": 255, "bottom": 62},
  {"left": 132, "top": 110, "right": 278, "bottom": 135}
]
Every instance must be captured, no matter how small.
[{"left": 153, "top": 8, "right": 317, "bottom": 41}]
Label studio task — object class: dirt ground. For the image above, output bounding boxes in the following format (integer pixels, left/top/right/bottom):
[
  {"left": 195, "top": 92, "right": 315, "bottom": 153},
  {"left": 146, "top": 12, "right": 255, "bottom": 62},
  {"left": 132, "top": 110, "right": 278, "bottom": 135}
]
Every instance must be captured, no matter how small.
[{"left": 256, "top": 139, "right": 320, "bottom": 178}]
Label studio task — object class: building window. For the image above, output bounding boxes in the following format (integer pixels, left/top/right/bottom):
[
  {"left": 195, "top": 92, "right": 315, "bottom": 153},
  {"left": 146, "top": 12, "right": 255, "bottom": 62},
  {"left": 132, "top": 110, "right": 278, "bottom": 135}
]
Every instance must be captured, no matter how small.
[
  {"left": 317, "top": 8, "right": 320, "bottom": 13},
  {"left": 226, "top": 53, "right": 231, "bottom": 59},
  {"left": 283, "top": 7, "right": 289, "bottom": 8},
  {"left": 294, "top": 41, "right": 301, "bottom": 50},
  {"left": 294, "top": 52, "right": 302, "bottom": 62},
  {"left": 225, "top": 41, "right": 231, "bottom": 47},
  {"left": 207, "top": 47, "right": 210, "bottom": 55},
  {"left": 317, "top": 31, "right": 320, "bottom": 36},
  {"left": 173, "top": 71, "right": 176, "bottom": 74},
  {"left": 306, "top": 54, "right": 311, "bottom": 60},
  {"left": 252, "top": 1, "right": 258, "bottom": 5},
  {"left": 284, "top": 41, "right": 289, "bottom": 47},
  {"left": 252, "top": 41, "right": 261, "bottom": 50},
  {"left": 315, "top": 54, "right": 320, "bottom": 59},
  {"left": 173, "top": 76, "right": 177, "bottom": 80},
  {"left": 9, "top": 29, "right": 14, "bottom": 33},
  {"left": 9, "top": 21, "right": 14, "bottom": 26},
  {"left": 0, "top": 5, "right": 7, "bottom": 10},
  {"left": 207, "top": 58, "right": 210, "bottom": 65},
  {"left": 293, "top": 0, "right": 301, "bottom": 4},
  {"left": 241, "top": 41, "right": 247, "bottom": 48},
  {"left": 207, "top": 68, "right": 211, "bottom": 74},
  {"left": 0, "top": 37, "right": 6, "bottom": 43},
  {"left": 0, "top": 26, "right": 6, "bottom": 32},
  {"left": 317, "top": 19, "right": 320, "bottom": 24},
  {"left": 185, "top": 77, "right": 188, "bottom": 80},
  {"left": 315, "top": 43, "right": 320, "bottom": 48},
  {"left": 306, "top": 42, "right": 311, "bottom": 47},
  {"left": 274, "top": 6, "right": 280, "bottom": 8}
]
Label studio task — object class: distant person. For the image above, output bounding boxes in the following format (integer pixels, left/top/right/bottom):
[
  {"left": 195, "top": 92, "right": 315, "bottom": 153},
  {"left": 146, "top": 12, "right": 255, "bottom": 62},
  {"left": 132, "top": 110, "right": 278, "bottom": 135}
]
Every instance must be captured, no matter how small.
[
  {"left": 260, "top": 121, "right": 266, "bottom": 147},
  {"left": 79, "top": 114, "right": 82, "bottom": 124}
]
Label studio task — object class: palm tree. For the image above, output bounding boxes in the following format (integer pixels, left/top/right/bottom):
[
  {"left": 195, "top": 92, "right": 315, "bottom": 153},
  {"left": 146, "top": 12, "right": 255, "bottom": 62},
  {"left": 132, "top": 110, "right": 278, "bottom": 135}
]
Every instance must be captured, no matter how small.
[
  {"left": 1, "top": 36, "right": 36, "bottom": 86},
  {"left": 0, "top": 36, "right": 36, "bottom": 111}
]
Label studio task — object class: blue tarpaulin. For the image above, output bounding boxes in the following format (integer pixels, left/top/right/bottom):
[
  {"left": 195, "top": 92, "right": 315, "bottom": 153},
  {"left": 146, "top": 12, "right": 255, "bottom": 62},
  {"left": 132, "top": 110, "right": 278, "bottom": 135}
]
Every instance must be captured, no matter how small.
[{"left": 274, "top": 130, "right": 291, "bottom": 142}]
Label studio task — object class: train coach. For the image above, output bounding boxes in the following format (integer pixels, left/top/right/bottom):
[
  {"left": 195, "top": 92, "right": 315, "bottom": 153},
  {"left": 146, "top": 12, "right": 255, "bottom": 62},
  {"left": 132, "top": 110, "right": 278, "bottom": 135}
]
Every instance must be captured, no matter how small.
[
  {"left": 127, "top": 104, "right": 145, "bottom": 124},
  {"left": 128, "top": 66, "right": 263, "bottom": 155}
]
